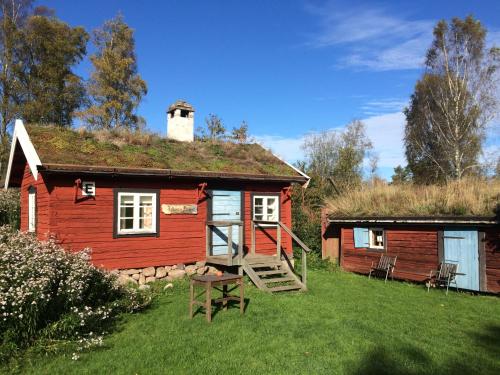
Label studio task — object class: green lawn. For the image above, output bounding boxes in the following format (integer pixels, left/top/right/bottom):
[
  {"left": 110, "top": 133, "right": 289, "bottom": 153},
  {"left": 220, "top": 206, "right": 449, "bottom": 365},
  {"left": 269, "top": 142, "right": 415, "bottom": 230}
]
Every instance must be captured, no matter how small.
[{"left": 7, "top": 270, "right": 500, "bottom": 375}]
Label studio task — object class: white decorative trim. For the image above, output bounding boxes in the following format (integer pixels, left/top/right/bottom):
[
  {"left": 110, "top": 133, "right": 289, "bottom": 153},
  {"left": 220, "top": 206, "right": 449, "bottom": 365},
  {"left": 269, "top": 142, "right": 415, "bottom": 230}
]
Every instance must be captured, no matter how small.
[
  {"left": 4, "top": 119, "right": 42, "bottom": 189},
  {"left": 266, "top": 148, "right": 311, "bottom": 188}
]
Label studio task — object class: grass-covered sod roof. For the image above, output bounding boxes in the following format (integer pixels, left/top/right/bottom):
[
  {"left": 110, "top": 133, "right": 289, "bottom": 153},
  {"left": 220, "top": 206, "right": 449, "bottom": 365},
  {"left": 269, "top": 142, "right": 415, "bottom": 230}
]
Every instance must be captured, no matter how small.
[
  {"left": 326, "top": 178, "right": 500, "bottom": 218},
  {"left": 26, "top": 125, "right": 300, "bottom": 177}
]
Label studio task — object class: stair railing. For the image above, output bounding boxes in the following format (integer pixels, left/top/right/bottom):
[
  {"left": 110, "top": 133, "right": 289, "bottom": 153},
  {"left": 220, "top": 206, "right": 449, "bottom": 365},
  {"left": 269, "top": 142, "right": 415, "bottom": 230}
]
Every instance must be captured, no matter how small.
[
  {"left": 252, "top": 220, "right": 311, "bottom": 287},
  {"left": 206, "top": 221, "right": 244, "bottom": 266}
]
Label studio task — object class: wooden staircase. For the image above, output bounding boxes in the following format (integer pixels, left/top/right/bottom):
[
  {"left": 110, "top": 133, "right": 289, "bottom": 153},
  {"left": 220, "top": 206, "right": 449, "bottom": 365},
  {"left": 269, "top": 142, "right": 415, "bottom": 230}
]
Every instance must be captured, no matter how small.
[
  {"left": 205, "top": 220, "right": 311, "bottom": 293},
  {"left": 242, "top": 254, "right": 306, "bottom": 292}
]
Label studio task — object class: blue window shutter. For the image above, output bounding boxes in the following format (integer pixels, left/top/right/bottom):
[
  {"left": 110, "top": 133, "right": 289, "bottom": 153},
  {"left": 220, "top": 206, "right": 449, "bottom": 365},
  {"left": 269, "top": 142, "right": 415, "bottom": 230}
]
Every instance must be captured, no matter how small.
[{"left": 353, "top": 228, "right": 369, "bottom": 248}]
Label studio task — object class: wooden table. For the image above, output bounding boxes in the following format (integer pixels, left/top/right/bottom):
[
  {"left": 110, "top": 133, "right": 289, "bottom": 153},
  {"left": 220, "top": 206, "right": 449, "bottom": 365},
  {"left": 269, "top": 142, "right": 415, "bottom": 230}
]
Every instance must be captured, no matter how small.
[{"left": 189, "top": 273, "right": 244, "bottom": 322}]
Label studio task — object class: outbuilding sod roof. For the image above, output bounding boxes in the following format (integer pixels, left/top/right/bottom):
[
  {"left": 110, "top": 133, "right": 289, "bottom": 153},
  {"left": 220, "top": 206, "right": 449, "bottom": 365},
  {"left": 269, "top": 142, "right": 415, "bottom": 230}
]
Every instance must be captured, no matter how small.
[
  {"left": 325, "top": 179, "right": 500, "bottom": 219},
  {"left": 25, "top": 125, "right": 305, "bottom": 181}
]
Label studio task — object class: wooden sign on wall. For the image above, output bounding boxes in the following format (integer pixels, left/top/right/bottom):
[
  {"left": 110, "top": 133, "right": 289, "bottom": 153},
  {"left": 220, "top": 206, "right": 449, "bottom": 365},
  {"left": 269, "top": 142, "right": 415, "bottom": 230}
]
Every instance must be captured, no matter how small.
[{"left": 161, "top": 204, "right": 198, "bottom": 215}]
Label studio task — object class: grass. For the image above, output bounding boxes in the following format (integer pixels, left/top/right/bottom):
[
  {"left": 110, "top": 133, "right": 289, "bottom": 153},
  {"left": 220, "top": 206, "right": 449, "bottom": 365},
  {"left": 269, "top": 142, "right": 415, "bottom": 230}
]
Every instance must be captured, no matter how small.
[
  {"left": 25, "top": 125, "right": 297, "bottom": 176},
  {"left": 326, "top": 178, "right": 500, "bottom": 218},
  {"left": 6, "top": 269, "right": 500, "bottom": 375}
]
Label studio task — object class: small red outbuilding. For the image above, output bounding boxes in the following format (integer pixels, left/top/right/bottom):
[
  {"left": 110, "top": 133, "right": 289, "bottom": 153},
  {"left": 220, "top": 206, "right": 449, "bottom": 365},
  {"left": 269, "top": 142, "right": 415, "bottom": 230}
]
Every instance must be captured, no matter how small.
[{"left": 322, "top": 214, "right": 500, "bottom": 293}]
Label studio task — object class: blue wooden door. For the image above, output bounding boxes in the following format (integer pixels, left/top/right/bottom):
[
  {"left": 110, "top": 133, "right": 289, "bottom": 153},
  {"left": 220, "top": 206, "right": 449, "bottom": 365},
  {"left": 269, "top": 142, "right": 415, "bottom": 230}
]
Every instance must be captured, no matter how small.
[
  {"left": 211, "top": 190, "right": 241, "bottom": 256},
  {"left": 443, "top": 229, "right": 479, "bottom": 291}
]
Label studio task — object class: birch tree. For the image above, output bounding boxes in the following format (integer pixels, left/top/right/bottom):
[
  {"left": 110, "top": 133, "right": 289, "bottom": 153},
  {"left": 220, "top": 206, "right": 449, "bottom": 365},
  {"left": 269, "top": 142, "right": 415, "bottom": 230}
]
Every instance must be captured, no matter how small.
[{"left": 405, "top": 15, "right": 500, "bottom": 182}]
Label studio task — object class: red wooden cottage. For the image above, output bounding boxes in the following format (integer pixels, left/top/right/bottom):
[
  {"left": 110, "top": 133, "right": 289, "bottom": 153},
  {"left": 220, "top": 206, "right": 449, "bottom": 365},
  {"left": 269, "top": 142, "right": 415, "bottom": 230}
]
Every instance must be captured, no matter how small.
[
  {"left": 322, "top": 214, "right": 500, "bottom": 294},
  {"left": 5, "top": 103, "right": 311, "bottom": 292}
]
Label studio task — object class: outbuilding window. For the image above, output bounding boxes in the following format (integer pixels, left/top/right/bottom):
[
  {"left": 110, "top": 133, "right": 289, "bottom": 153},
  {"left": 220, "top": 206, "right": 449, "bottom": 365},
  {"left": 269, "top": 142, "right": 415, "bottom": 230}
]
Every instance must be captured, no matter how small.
[
  {"left": 28, "top": 186, "right": 36, "bottom": 233},
  {"left": 253, "top": 195, "right": 279, "bottom": 222},
  {"left": 116, "top": 191, "right": 158, "bottom": 236},
  {"left": 369, "top": 228, "right": 385, "bottom": 249},
  {"left": 353, "top": 227, "right": 385, "bottom": 250}
]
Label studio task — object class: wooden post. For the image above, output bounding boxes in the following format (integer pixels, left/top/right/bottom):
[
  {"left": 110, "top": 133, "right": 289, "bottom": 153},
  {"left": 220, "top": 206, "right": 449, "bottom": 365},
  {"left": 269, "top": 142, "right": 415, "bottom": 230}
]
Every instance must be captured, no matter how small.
[
  {"left": 276, "top": 224, "right": 282, "bottom": 259},
  {"left": 189, "top": 280, "right": 194, "bottom": 319},
  {"left": 227, "top": 225, "right": 233, "bottom": 266},
  {"left": 251, "top": 221, "right": 256, "bottom": 254},
  {"left": 206, "top": 282, "right": 212, "bottom": 323},
  {"left": 206, "top": 224, "right": 210, "bottom": 257},
  {"left": 238, "top": 223, "right": 243, "bottom": 263},
  {"left": 301, "top": 249, "right": 307, "bottom": 287}
]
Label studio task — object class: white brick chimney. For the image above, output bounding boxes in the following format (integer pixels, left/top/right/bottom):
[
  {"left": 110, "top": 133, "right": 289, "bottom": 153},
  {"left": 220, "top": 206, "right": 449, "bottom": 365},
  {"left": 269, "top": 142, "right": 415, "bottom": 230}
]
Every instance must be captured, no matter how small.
[{"left": 167, "top": 100, "right": 195, "bottom": 142}]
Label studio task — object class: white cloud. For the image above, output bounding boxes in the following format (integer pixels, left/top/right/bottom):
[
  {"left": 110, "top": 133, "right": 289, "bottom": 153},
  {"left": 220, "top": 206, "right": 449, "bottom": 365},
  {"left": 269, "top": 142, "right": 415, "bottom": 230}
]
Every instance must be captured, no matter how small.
[
  {"left": 305, "top": 3, "right": 434, "bottom": 71},
  {"left": 361, "top": 98, "right": 408, "bottom": 116},
  {"left": 254, "top": 111, "right": 406, "bottom": 178}
]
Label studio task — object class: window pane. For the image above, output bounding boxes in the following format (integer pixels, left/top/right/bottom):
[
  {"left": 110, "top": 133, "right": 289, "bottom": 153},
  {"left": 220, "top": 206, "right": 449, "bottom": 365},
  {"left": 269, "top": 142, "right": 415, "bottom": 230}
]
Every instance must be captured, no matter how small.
[
  {"left": 120, "top": 195, "right": 134, "bottom": 205},
  {"left": 267, "top": 198, "right": 276, "bottom": 206},
  {"left": 140, "top": 195, "right": 152, "bottom": 206},
  {"left": 120, "top": 218, "right": 134, "bottom": 230},
  {"left": 120, "top": 206, "right": 134, "bottom": 218},
  {"left": 254, "top": 198, "right": 263, "bottom": 206},
  {"left": 254, "top": 207, "right": 263, "bottom": 215},
  {"left": 140, "top": 206, "right": 153, "bottom": 229},
  {"left": 254, "top": 214, "right": 264, "bottom": 220}
]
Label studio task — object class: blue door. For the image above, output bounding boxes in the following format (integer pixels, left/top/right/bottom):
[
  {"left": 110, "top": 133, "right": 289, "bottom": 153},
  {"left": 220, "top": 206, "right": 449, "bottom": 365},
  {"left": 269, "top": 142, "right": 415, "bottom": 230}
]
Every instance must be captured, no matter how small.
[
  {"left": 443, "top": 229, "right": 479, "bottom": 291},
  {"left": 211, "top": 190, "right": 241, "bottom": 256}
]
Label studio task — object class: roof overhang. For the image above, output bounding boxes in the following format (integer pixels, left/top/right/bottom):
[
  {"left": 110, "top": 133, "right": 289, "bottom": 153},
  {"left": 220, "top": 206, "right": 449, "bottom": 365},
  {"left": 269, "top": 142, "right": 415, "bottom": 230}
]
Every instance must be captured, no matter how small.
[
  {"left": 327, "top": 216, "right": 499, "bottom": 226},
  {"left": 4, "top": 120, "right": 42, "bottom": 189},
  {"left": 38, "top": 163, "right": 309, "bottom": 184}
]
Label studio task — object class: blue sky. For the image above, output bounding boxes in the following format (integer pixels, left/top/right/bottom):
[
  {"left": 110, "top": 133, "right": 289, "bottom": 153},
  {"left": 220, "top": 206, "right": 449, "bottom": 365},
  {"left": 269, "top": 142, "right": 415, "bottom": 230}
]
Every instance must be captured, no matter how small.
[{"left": 45, "top": 0, "right": 500, "bottom": 178}]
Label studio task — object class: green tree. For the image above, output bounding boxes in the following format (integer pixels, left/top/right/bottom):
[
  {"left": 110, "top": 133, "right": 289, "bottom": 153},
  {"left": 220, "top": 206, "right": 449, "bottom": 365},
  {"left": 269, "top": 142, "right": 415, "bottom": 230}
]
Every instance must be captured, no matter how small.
[
  {"left": 405, "top": 16, "right": 500, "bottom": 182},
  {"left": 301, "top": 120, "right": 372, "bottom": 194},
  {"left": 0, "top": 0, "right": 32, "bottom": 170},
  {"left": 81, "top": 14, "right": 147, "bottom": 130},
  {"left": 16, "top": 14, "right": 88, "bottom": 126},
  {"left": 231, "top": 120, "right": 249, "bottom": 143},
  {"left": 391, "top": 165, "right": 412, "bottom": 185},
  {"left": 203, "top": 113, "right": 226, "bottom": 141}
]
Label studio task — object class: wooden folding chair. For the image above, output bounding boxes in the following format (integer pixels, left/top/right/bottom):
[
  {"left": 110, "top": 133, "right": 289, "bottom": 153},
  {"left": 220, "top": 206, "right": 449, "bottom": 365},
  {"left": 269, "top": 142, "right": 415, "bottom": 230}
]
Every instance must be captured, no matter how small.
[
  {"left": 369, "top": 254, "right": 397, "bottom": 283},
  {"left": 427, "top": 262, "right": 459, "bottom": 295}
]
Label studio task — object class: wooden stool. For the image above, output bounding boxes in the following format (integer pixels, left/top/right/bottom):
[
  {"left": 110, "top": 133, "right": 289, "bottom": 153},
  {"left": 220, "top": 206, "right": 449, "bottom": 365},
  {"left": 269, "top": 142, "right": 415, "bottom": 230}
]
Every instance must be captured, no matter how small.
[{"left": 189, "top": 273, "right": 244, "bottom": 322}]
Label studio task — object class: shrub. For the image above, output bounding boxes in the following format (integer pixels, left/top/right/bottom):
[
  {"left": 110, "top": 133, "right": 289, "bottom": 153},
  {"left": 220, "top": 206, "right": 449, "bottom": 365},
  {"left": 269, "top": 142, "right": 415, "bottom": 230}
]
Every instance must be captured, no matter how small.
[
  {"left": 0, "top": 226, "right": 151, "bottom": 360},
  {"left": 0, "top": 189, "right": 20, "bottom": 229}
]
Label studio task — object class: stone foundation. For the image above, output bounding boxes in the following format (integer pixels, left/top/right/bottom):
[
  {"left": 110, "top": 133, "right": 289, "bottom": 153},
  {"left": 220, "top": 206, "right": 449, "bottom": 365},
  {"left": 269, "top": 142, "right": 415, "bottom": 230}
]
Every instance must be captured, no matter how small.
[{"left": 115, "top": 261, "right": 222, "bottom": 285}]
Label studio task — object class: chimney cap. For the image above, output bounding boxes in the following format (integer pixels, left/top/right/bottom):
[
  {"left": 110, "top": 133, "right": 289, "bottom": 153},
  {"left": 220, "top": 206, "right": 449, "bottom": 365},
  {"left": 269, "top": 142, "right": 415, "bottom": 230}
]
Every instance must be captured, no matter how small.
[{"left": 168, "top": 100, "right": 195, "bottom": 113}]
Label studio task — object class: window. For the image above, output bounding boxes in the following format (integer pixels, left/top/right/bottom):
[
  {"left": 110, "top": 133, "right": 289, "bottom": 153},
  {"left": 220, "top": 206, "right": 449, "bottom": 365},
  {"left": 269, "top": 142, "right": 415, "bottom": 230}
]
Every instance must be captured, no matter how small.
[
  {"left": 116, "top": 192, "right": 157, "bottom": 235},
  {"left": 353, "top": 227, "right": 385, "bottom": 250},
  {"left": 28, "top": 186, "right": 36, "bottom": 233},
  {"left": 253, "top": 195, "right": 279, "bottom": 222},
  {"left": 369, "top": 228, "right": 384, "bottom": 249}
]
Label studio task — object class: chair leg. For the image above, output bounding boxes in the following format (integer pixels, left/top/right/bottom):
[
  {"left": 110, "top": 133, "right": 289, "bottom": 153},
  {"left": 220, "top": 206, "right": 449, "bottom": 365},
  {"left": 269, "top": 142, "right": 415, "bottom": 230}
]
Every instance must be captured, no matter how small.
[
  {"left": 369, "top": 270, "right": 372, "bottom": 279},
  {"left": 384, "top": 270, "right": 389, "bottom": 283}
]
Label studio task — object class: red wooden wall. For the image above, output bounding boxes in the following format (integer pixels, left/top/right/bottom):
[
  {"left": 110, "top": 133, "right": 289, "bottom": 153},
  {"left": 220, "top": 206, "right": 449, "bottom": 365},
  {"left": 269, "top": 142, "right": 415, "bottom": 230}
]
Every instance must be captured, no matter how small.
[
  {"left": 485, "top": 228, "right": 500, "bottom": 293},
  {"left": 19, "top": 165, "right": 293, "bottom": 270},
  {"left": 336, "top": 224, "right": 500, "bottom": 293},
  {"left": 340, "top": 226, "right": 439, "bottom": 282}
]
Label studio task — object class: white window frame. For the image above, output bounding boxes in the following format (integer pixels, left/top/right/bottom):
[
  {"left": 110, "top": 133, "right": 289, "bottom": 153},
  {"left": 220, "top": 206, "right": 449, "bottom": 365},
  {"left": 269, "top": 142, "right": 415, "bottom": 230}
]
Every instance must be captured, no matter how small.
[
  {"left": 28, "top": 187, "right": 36, "bottom": 233},
  {"left": 252, "top": 194, "right": 280, "bottom": 223},
  {"left": 369, "top": 228, "right": 385, "bottom": 249},
  {"left": 117, "top": 192, "right": 157, "bottom": 235}
]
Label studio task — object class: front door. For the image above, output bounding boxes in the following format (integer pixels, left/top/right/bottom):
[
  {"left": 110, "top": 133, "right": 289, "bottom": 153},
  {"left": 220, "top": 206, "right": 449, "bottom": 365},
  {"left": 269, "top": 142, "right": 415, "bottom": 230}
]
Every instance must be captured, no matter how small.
[
  {"left": 443, "top": 229, "right": 479, "bottom": 291},
  {"left": 210, "top": 190, "right": 242, "bottom": 256}
]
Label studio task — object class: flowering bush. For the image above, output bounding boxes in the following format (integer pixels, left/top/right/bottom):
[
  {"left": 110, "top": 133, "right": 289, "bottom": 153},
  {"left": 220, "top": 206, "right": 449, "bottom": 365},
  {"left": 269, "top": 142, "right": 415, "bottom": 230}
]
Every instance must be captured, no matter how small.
[
  {"left": 0, "top": 226, "right": 151, "bottom": 359},
  {"left": 0, "top": 189, "right": 20, "bottom": 228}
]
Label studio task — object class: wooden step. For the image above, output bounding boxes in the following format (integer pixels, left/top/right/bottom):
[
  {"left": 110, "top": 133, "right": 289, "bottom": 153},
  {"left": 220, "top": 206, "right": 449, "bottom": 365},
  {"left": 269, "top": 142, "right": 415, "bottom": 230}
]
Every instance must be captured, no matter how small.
[
  {"left": 262, "top": 276, "right": 296, "bottom": 284},
  {"left": 255, "top": 269, "right": 287, "bottom": 276},
  {"left": 267, "top": 284, "right": 303, "bottom": 292},
  {"left": 248, "top": 262, "right": 282, "bottom": 268}
]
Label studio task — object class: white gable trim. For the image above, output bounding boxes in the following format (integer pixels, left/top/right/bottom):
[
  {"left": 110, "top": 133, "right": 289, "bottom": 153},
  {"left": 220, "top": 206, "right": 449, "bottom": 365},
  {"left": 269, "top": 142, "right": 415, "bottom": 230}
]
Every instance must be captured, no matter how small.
[
  {"left": 266, "top": 148, "right": 311, "bottom": 188},
  {"left": 4, "top": 119, "right": 42, "bottom": 189}
]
